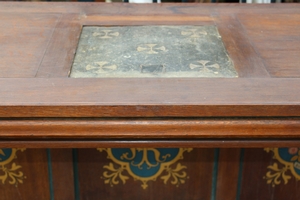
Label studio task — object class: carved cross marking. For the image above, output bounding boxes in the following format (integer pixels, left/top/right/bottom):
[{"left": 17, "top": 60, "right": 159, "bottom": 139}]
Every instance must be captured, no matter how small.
[
  {"left": 86, "top": 61, "right": 117, "bottom": 73},
  {"left": 137, "top": 44, "right": 166, "bottom": 54}
]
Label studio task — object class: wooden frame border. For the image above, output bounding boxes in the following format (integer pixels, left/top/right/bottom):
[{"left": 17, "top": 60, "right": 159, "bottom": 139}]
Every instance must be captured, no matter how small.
[
  {"left": 0, "top": 118, "right": 299, "bottom": 139},
  {"left": 35, "top": 11, "right": 271, "bottom": 78},
  {"left": 1, "top": 140, "right": 300, "bottom": 148},
  {"left": 0, "top": 78, "right": 299, "bottom": 117}
]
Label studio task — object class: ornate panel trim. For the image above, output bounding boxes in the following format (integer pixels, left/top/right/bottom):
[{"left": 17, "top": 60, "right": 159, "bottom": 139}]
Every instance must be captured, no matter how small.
[
  {"left": 264, "top": 148, "right": 300, "bottom": 187},
  {"left": 97, "top": 148, "right": 192, "bottom": 189},
  {"left": 0, "top": 148, "right": 26, "bottom": 186}
]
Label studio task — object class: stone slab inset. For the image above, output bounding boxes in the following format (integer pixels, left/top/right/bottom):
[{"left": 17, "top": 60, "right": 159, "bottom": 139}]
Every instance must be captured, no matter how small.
[{"left": 70, "top": 26, "right": 237, "bottom": 78}]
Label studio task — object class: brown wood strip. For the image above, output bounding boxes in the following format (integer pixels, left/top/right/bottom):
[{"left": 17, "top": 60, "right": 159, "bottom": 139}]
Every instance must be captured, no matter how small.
[
  {"left": 239, "top": 149, "right": 273, "bottom": 200},
  {"left": 82, "top": 15, "right": 214, "bottom": 26},
  {"left": 0, "top": 78, "right": 299, "bottom": 117},
  {"left": 36, "top": 14, "right": 82, "bottom": 78},
  {"left": 216, "top": 149, "right": 241, "bottom": 200},
  {"left": 215, "top": 14, "right": 270, "bottom": 77},
  {"left": 237, "top": 14, "right": 300, "bottom": 78},
  {"left": 0, "top": 3, "right": 299, "bottom": 15},
  {"left": 50, "top": 149, "right": 75, "bottom": 200},
  {"left": 0, "top": 118, "right": 299, "bottom": 139},
  {"left": 0, "top": 13, "right": 60, "bottom": 78},
  {"left": 1, "top": 140, "right": 300, "bottom": 149}
]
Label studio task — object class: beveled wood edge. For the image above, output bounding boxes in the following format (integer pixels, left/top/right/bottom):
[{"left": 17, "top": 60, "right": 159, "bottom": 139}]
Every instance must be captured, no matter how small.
[
  {"left": 81, "top": 15, "right": 215, "bottom": 26},
  {"left": 214, "top": 14, "right": 270, "bottom": 77},
  {"left": 36, "top": 14, "right": 82, "bottom": 78},
  {"left": 0, "top": 118, "right": 299, "bottom": 138},
  {"left": 0, "top": 78, "right": 299, "bottom": 117},
  {"left": 0, "top": 139, "right": 300, "bottom": 148}
]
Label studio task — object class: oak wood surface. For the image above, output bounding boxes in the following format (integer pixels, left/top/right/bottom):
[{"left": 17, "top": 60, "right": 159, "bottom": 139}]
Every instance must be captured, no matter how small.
[
  {"left": 237, "top": 13, "right": 300, "bottom": 78},
  {"left": 216, "top": 148, "right": 241, "bottom": 200},
  {"left": 1, "top": 140, "right": 300, "bottom": 148},
  {"left": 0, "top": 78, "right": 299, "bottom": 117},
  {"left": 0, "top": 3, "right": 299, "bottom": 79},
  {"left": 36, "top": 14, "right": 82, "bottom": 78},
  {"left": 0, "top": 118, "right": 299, "bottom": 139},
  {"left": 215, "top": 15, "right": 270, "bottom": 78},
  {"left": 0, "top": 3, "right": 299, "bottom": 147},
  {"left": 50, "top": 149, "right": 75, "bottom": 200},
  {"left": 0, "top": 12, "right": 59, "bottom": 78},
  {"left": 1, "top": 3, "right": 299, "bottom": 200}
]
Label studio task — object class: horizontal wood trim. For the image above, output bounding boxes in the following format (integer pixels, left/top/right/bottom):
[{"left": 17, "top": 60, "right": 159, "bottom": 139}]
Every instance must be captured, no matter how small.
[
  {"left": 0, "top": 3, "right": 299, "bottom": 15},
  {"left": 82, "top": 15, "right": 214, "bottom": 26},
  {"left": 0, "top": 78, "right": 299, "bottom": 117},
  {"left": 0, "top": 139, "right": 300, "bottom": 148},
  {"left": 0, "top": 118, "right": 299, "bottom": 139},
  {"left": 83, "top": 15, "right": 213, "bottom": 22}
]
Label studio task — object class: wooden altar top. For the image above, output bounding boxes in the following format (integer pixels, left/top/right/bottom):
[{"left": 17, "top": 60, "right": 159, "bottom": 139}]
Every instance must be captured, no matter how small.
[{"left": 0, "top": 2, "right": 299, "bottom": 148}]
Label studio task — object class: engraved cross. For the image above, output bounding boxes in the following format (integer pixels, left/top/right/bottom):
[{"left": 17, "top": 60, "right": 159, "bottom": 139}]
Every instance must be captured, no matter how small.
[
  {"left": 86, "top": 61, "right": 117, "bottom": 73},
  {"left": 189, "top": 60, "right": 220, "bottom": 74},
  {"left": 137, "top": 44, "right": 166, "bottom": 54},
  {"left": 181, "top": 29, "right": 207, "bottom": 38},
  {"left": 93, "top": 30, "right": 119, "bottom": 39}
]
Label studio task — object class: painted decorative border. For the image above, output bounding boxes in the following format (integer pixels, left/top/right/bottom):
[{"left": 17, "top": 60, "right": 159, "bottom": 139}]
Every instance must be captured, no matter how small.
[
  {"left": 264, "top": 148, "right": 300, "bottom": 187},
  {"left": 97, "top": 148, "right": 192, "bottom": 189},
  {"left": 0, "top": 148, "right": 26, "bottom": 185}
]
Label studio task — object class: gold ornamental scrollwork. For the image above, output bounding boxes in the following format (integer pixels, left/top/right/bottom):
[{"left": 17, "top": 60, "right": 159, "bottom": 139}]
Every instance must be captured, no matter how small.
[
  {"left": 98, "top": 148, "right": 192, "bottom": 189},
  {"left": 0, "top": 148, "right": 26, "bottom": 186},
  {"left": 264, "top": 148, "right": 300, "bottom": 187}
]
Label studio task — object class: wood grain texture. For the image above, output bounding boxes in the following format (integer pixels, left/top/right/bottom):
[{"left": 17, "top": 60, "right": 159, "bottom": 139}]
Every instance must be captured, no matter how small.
[
  {"left": 82, "top": 15, "right": 214, "bottom": 26},
  {"left": 0, "top": 78, "right": 299, "bottom": 117},
  {"left": 1, "top": 140, "right": 300, "bottom": 148},
  {"left": 0, "top": 3, "right": 299, "bottom": 200},
  {"left": 216, "top": 148, "right": 241, "bottom": 200},
  {"left": 50, "top": 149, "right": 75, "bottom": 200},
  {"left": 0, "top": 13, "right": 60, "bottom": 78},
  {"left": 36, "top": 14, "right": 82, "bottom": 78},
  {"left": 237, "top": 13, "right": 300, "bottom": 78},
  {"left": 1, "top": 3, "right": 299, "bottom": 15},
  {"left": 215, "top": 15, "right": 270, "bottom": 77},
  {"left": 0, "top": 3, "right": 299, "bottom": 79},
  {"left": 0, "top": 118, "right": 299, "bottom": 139}
]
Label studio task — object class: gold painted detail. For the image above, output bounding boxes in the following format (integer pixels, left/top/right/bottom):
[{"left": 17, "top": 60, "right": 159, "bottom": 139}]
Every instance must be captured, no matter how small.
[
  {"left": 264, "top": 148, "right": 300, "bottom": 187},
  {"left": 181, "top": 29, "right": 207, "bottom": 38},
  {"left": 137, "top": 44, "right": 167, "bottom": 54},
  {"left": 189, "top": 60, "right": 220, "bottom": 74},
  {"left": 86, "top": 61, "right": 117, "bottom": 74},
  {"left": 97, "top": 148, "right": 192, "bottom": 189},
  {"left": 0, "top": 148, "right": 26, "bottom": 186},
  {"left": 93, "top": 30, "right": 119, "bottom": 39}
]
